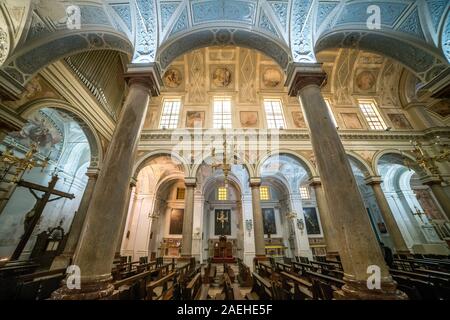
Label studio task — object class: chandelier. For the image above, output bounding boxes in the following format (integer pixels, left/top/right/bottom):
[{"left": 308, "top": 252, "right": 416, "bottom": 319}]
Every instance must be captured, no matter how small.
[
  {"left": 0, "top": 142, "right": 49, "bottom": 182},
  {"left": 403, "top": 137, "right": 450, "bottom": 177},
  {"left": 211, "top": 133, "right": 236, "bottom": 189}
]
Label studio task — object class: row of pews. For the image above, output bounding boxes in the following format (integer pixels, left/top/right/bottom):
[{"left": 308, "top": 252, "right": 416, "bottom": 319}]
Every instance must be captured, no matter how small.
[{"left": 245, "top": 255, "right": 450, "bottom": 300}]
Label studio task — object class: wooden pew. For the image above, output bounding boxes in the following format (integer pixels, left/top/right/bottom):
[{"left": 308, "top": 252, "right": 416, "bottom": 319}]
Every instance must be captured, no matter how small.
[
  {"left": 203, "top": 263, "right": 217, "bottom": 284},
  {"left": 220, "top": 273, "right": 244, "bottom": 300},
  {"left": 277, "top": 271, "right": 313, "bottom": 300},
  {"left": 12, "top": 268, "right": 66, "bottom": 300},
  {"left": 224, "top": 263, "right": 235, "bottom": 282},
  {"left": 237, "top": 258, "right": 252, "bottom": 287},
  {"left": 246, "top": 271, "right": 274, "bottom": 300},
  {"left": 146, "top": 272, "right": 177, "bottom": 300}
]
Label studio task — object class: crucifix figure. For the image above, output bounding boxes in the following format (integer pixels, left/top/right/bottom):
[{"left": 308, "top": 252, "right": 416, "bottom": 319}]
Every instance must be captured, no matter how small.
[
  {"left": 217, "top": 211, "right": 228, "bottom": 229},
  {"left": 10, "top": 175, "right": 75, "bottom": 261}
]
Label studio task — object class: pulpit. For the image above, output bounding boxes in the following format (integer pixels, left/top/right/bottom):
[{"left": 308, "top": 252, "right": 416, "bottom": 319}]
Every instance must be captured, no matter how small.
[{"left": 212, "top": 236, "right": 235, "bottom": 263}]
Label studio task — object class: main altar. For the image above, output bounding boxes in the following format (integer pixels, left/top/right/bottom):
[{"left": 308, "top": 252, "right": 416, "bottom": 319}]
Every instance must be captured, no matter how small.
[{"left": 209, "top": 236, "right": 236, "bottom": 263}]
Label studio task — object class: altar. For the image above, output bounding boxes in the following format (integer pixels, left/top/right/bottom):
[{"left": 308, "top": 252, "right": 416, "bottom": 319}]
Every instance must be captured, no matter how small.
[{"left": 209, "top": 236, "right": 236, "bottom": 263}]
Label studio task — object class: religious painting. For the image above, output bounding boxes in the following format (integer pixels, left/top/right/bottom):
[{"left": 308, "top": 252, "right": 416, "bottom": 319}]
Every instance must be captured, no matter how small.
[
  {"left": 387, "top": 113, "right": 412, "bottom": 129},
  {"left": 355, "top": 70, "right": 377, "bottom": 92},
  {"left": 341, "top": 113, "right": 363, "bottom": 129},
  {"left": 169, "top": 209, "right": 184, "bottom": 235},
  {"left": 303, "top": 207, "right": 321, "bottom": 235},
  {"left": 240, "top": 111, "right": 258, "bottom": 127},
  {"left": 185, "top": 111, "right": 205, "bottom": 128},
  {"left": 163, "top": 68, "right": 183, "bottom": 88},
  {"left": 262, "top": 208, "right": 276, "bottom": 235},
  {"left": 292, "top": 111, "right": 306, "bottom": 128},
  {"left": 212, "top": 67, "right": 232, "bottom": 87},
  {"left": 215, "top": 209, "right": 231, "bottom": 236},
  {"left": 262, "top": 67, "right": 282, "bottom": 88}
]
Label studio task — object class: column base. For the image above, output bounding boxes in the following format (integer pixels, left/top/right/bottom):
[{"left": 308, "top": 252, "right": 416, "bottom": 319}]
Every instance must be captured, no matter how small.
[
  {"left": 333, "top": 277, "right": 408, "bottom": 300},
  {"left": 326, "top": 251, "right": 340, "bottom": 261},
  {"left": 51, "top": 276, "right": 115, "bottom": 300}
]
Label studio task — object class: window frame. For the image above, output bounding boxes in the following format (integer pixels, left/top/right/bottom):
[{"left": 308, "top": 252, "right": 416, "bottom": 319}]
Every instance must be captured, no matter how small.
[
  {"left": 260, "top": 186, "right": 270, "bottom": 201},
  {"left": 217, "top": 187, "right": 228, "bottom": 201},
  {"left": 213, "top": 97, "right": 233, "bottom": 129},
  {"left": 357, "top": 99, "right": 387, "bottom": 131},
  {"left": 299, "top": 186, "right": 311, "bottom": 200},
  {"left": 263, "top": 98, "right": 286, "bottom": 129},
  {"left": 159, "top": 98, "right": 182, "bottom": 129}
]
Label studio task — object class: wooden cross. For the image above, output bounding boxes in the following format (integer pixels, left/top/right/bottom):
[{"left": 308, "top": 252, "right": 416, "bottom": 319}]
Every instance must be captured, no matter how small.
[
  {"left": 217, "top": 211, "right": 228, "bottom": 229},
  {"left": 10, "top": 175, "right": 75, "bottom": 261}
]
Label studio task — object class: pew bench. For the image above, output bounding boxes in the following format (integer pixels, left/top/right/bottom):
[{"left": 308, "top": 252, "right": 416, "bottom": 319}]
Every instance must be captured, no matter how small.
[
  {"left": 237, "top": 259, "right": 252, "bottom": 287},
  {"left": 246, "top": 272, "right": 274, "bottom": 300}
]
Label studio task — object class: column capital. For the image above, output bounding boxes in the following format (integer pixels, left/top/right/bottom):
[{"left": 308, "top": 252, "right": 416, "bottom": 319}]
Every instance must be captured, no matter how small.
[
  {"left": 184, "top": 177, "right": 197, "bottom": 187},
  {"left": 364, "top": 176, "right": 383, "bottom": 185},
  {"left": 308, "top": 176, "right": 321, "bottom": 187},
  {"left": 129, "top": 177, "right": 138, "bottom": 188},
  {"left": 249, "top": 177, "right": 262, "bottom": 187},
  {"left": 85, "top": 167, "right": 100, "bottom": 179},
  {"left": 420, "top": 175, "right": 442, "bottom": 186},
  {"left": 125, "top": 63, "right": 162, "bottom": 97},
  {"left": 286, "top": 63, "right": 327, "bottom": 97}
]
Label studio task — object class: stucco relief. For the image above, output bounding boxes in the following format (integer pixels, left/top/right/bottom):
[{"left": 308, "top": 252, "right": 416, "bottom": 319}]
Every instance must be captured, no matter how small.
[
  {"left": 0, "top": 27, "right": 9, "bottom": 66},
  {"left": 262, "top": 68, "right": 282, "bottom": 88},
  {"left": 163, "top": 68, "right": 183, "bottom": 88}
]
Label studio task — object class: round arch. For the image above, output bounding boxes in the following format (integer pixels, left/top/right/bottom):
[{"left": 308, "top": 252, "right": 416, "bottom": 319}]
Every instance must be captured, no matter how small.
[
  {"left": 133, "top": 150, "right": 190, "bottom": 179},
  {"left": 372, "top": 149, "right": 426, "bottom": 177},
  {"left": 191, "top": 150, "right": 254, "bottom": 180},
  {"left": 16, "top": 98, "right": 103, "bottom": 168},
  {"left": 201, "top": 173, "right": 244, "bottom": 200},
  {"left": 156, "top": 27, "right": 293, "bottom": 72},
  {"left": 315, "top": 30, "right": 448, "bottom": 82},
  {"left": 346, "top": 151, "right": 375, "bottom": 177},
  {"left": 2, "top": 30, "right": 133, "bottom": 87},
  {"left": 256, "top": 149, "right": 318, "bottom": 178},
  {"left": 261, "top": 173, "right": 293, "bottom": 196}
]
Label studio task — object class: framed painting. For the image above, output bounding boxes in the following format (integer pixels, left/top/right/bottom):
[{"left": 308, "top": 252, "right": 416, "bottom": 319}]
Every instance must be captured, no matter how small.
[
  {"left": 262, "top": 208, "right": 277, "bottom": 235},
  {"left": 215, "top": 209, "right": 231, "bottom": 236},
  {"left": 186, "top": 111, "right": 205, "bottom": 128},
  {"left": 303, "top": 207, "right": 321, "bottom": 235},
  {"left": 169, "top": 209, "right": 184, "bottom": 235}
]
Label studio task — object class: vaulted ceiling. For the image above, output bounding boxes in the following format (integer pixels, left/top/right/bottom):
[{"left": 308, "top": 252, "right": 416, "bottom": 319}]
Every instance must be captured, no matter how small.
[{"left": 0, "top": 0, "right": 449, "bottom": 94}]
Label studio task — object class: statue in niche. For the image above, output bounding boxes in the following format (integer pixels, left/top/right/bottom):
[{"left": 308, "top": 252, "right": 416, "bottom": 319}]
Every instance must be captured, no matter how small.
[
  {"left": 263, "top": 68, "right": 282, "bottom": 87},
  {"left": 163, "top": 68, "right": 182, "bottom": 88},
  {"left": 213, "top": 67, "right": 232, "bottom": 87}
]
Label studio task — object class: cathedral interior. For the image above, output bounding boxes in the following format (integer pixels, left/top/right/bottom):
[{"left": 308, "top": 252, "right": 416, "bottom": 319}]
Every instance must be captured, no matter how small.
[{"left": 0, "top": 0, "right": 449, "bottom": 301}]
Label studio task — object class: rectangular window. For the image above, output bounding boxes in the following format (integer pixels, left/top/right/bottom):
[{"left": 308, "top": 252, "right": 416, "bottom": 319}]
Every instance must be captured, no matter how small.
[
  {"left": 159, "top": 99, "right": 181, "bottom": 129},
  {"left": 264, "top": 99, "right": 286, "bottom": 129},
  {"left": 218, "top": 187, "right": 228, "bottom": 201},
  {"left": 324, "top": 98, "right": 338, "bottom": 128},
  {"left": 260, "top": 186, "right": 270, "bottom": 200},
  {"left": 176, "top": 188, "right": 185, "bottom": 200},
  {"left": 300, "top": 186, "right": 310, "bottom": 200},
  {"left": 213, "top": 97, "right": 232, "bottom": 129},
  {"left": 358, "top": 100, "right": 387, "bottom": 130}
]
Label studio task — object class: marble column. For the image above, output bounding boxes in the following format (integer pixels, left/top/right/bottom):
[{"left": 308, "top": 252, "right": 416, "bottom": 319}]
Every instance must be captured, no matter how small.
[
  {"left": 308, "top": 177, "right": 340, "bottom": 258},
  {"left": 181, "top": 177, "right": 196, "bottom": 258},
  {"left": 421, "top": 176, "right": 450, "bottom": 220},
  {"left": 287, "top": 63, "right": 405, "bottom": 300},
  {"left": 114, "top": 177, "right": 137, "bottom": 260},
  {"left": 52, "top": 65, "right": 160, "bottom": 300},
  {"left": 250, "top": 178, "right": 265, "bottom": 258},
  {"left": 51, "top": 168, "right": 99, "bottom": 270},
  {"left": 365, "top": 176, "right": 410, "bottom": 255}
]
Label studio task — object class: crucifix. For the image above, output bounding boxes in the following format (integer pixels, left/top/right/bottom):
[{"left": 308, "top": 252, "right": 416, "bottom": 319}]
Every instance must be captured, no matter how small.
[
  {"left": 217, "top": 211, "right": 228, "bottom": 229},
  {"left": 10, "top": 174, "right": 75, "bottom": 261}
]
